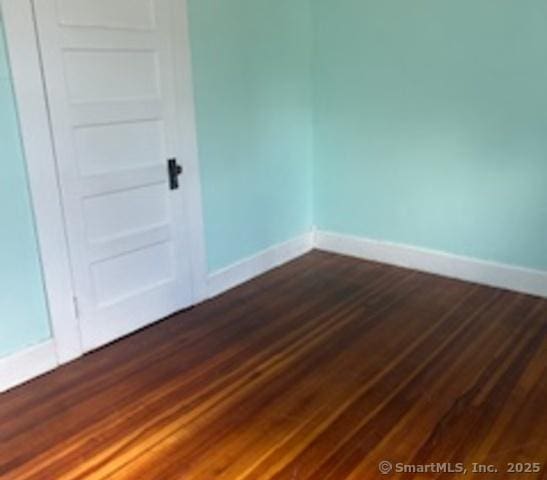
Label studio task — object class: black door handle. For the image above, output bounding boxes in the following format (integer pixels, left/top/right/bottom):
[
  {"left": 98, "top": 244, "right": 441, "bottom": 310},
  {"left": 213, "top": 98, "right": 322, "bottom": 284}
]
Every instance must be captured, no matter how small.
[{"left": 167, "top": 158, "right": 183, "bottom": 190}]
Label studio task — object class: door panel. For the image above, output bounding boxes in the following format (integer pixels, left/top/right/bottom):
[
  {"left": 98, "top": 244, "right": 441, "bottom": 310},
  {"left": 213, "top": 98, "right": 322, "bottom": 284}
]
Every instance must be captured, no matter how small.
[
  {"left": 57, "top": 0, "right": 156, "bottom": 31},
  {"left": 74, "top": 120, "right": 166, "bottom": 176},
  {"left": 64, "top": 50, "right": 160, "bottom": 101},
  {"left": 83, "top": 184, "right": 168, "bottom": 241},
  {"left": 34, "top": 0, "right": 193, "bottom": 351}
]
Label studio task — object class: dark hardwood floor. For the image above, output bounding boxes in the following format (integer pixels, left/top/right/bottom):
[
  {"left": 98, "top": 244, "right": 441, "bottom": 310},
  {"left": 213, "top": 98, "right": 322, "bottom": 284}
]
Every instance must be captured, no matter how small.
[{"left": 0, "top": 251, "right": 545, "bottom": 479}]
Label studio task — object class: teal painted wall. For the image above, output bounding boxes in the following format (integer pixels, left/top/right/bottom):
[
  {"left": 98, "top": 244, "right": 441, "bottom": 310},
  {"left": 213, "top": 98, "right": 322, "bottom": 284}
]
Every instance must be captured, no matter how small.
[
  {"left": 0, "top": 20, "right": 51, "bottom": 357},
  {"left": 3, "top": 1, "right": 547, "bottom": 359},
  {"left": 188, "top": 0, "right": 314, "bottom": 272},
  {"left": 313, "top": 0, "right": 547, "bottom": 270}
]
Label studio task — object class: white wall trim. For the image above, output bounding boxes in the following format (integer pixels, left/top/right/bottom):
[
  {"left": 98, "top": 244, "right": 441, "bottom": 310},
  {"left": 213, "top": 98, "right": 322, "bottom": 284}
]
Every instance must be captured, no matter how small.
[
  {"left": 315, "top": 230, "right": 547, "bottom": 298},
  {"left": 207, "top": 232, "right": 315, "bottom": 299},
  {"left": 0, "top": 341, "right": 58, "bottom": 393},
  {"left": 2, "top": 0, "right": 83, "bottom": 363}
]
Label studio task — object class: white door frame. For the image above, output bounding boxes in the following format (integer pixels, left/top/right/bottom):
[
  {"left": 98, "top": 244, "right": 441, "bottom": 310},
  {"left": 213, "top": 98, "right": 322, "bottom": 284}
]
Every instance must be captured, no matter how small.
[{"left": 1, "top": 0, "right": 208, "bottom": 367}]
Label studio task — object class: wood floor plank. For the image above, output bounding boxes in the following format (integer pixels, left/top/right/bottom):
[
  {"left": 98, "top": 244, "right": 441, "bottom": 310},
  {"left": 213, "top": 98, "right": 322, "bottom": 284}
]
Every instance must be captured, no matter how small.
[{"left": 0, "top": 251, "right": 545, "bottom": 479}]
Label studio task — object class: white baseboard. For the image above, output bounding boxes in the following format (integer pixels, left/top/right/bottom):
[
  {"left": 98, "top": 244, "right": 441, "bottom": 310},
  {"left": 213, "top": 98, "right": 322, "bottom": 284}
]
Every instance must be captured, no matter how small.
[
  {"left": 3, "top": 230, "right": 542, "bottom": 393},
  {"left": 0, "top": 233, "right": 314, "bottom": 392},
  {"left": 315, "top": 230, "right": 547, "bottom": 298},
  {"left": 207, "top": 232, "right": 314, "bottom": 299},
  {"left": 0, "top": 340, "right": 58, "bottom": 393}
]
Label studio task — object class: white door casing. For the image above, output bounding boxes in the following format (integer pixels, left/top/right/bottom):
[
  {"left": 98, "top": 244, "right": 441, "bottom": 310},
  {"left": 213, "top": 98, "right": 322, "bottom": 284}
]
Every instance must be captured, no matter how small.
[{"left": 33, "top": 0, "right": 207, "bottom": 352}]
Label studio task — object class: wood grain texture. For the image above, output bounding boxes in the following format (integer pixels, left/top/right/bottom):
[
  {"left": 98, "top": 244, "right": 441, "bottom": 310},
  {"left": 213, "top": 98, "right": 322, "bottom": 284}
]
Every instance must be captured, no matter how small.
[{"left": 0, "top": 251, "right": 545, "bottom": 479}]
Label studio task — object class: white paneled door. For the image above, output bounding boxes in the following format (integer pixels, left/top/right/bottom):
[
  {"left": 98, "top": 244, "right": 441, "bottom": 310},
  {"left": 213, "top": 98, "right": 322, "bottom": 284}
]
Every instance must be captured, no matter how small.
[{"left": 34, "top": 0, "right": 195, "bottom": 351}]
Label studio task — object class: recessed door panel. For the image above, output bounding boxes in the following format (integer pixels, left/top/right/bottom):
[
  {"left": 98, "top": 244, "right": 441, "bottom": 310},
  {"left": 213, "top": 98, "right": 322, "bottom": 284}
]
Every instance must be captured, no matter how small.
[
  {"left": 74, "top": 120, "right": 165, "bottom": 176},
  {"left": 91, "top": 242, "right": 174, "bottom": 307},
  {"left": 83, "top": 184, "right": 168, "bottom": 242},
  {"left": 63, "top": 51, "right": 159, "bottom": 102},
  {"left": 57, "top": 0, "right": 156, "bottom": 30}
]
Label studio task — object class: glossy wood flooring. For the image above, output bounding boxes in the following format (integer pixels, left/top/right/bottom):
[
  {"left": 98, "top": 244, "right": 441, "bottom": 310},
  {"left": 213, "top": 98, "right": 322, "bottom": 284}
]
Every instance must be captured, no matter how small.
[{"left": 1, "top": 251, "right": 546, "bottom": 480}]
